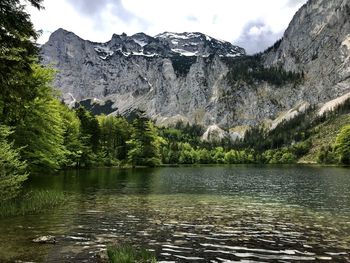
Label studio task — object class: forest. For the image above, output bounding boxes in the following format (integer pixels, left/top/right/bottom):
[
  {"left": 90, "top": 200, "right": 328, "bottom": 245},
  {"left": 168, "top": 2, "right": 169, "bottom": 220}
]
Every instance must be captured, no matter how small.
[{"left": 223, "top": 53, "right": 304, "bottom": 86}]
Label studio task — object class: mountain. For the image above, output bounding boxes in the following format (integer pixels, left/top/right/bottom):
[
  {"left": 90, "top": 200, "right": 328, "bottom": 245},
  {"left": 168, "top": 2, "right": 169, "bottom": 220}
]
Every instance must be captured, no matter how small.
[
  {"left": 40, "top": 29, "right": 246, "bottom": 128},
  {"left": 264, "top": 0, "right": 350, "bottom": 103},
  {"left": 40, "top": 0, "right": 350, "bottom": 138}
]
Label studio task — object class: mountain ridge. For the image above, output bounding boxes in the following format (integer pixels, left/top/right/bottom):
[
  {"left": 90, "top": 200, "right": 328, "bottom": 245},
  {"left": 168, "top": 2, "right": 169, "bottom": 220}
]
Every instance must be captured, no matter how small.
[
  {"left": 47, "top": 28, "right": 245, "bottom": 58},
  {"left": 40, "top": 0, "right": 350, "bottom": 139}
]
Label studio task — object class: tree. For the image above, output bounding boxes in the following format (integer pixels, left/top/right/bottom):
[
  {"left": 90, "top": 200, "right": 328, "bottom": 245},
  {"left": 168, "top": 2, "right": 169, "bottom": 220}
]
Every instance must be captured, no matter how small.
[
  {"left": 76, "top": 107, "right": 100, "bottom": 152},
  {"left": 279, "top": 152, "right": 296, "bottom": 164},
  {"left": 198, "top": 148, "right": 212, "bottom": 164},
  {"left": 0, "top": 125, "right": 28, "bottom": 201},
  {"left": 224, "top": 150, "right": 239, "bottom": 164},
  {"left": 317, "top": 146, "right": 337, "bottom": 164},
  {"left": 0, "top": 0, "right": 43, "bottom": 124},
  {"left": 98, "top": 115, "right": 131, "bottom": 164},
  {"left": 14, "top": 65, "right": 67, "bottom": 172},
  {"left": 60, "top": 103, "right": 83, "bottom": 167},
  {"left": 127, "top": 113, "right": 163, "bottom": 167},
  {"left": 73, "top": 107, "right": 101, "bottom": 167},
  {"left": 178, "top": 143, "right": 198, "bottom": 164},
  {"left": 334, "top": 125, "right": 350, "bottom": 164},
  {"left": 212, "top": 147, "right": 225, "bottom": 164}
]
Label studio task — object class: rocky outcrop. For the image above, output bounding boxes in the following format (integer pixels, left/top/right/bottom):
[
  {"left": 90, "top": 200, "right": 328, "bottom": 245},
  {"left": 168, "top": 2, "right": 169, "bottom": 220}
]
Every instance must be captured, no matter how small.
[
  {"left": 201, "top": 124, "right": 230, "bottom": 142},
  {"left": 40, "top": 0, "right": 350, "bottom": 133}
]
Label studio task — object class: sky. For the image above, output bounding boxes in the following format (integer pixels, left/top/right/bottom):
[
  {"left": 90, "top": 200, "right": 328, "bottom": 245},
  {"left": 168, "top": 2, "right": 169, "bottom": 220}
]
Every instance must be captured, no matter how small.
[{"left": 26, "top": 0, "right": 308, "bottom": 54}]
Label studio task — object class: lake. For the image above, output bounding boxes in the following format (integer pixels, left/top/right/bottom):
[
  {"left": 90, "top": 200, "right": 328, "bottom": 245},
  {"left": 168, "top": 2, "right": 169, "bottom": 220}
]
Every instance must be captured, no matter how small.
[{"left": 0, "top": 166, "right": 350, "bottom": 262}]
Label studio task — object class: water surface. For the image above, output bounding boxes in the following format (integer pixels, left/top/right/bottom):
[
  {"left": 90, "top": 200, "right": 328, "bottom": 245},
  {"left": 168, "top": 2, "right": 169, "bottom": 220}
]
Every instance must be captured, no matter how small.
[{"left": 0, "top": 166, "right": 350, "bottom": 262}]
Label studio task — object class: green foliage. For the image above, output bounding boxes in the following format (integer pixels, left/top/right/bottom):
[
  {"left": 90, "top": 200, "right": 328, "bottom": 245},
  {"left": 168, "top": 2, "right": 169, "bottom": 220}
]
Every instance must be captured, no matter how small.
[
  {"left": 237, "top": 97, "right": 350, "bottom": 165},
  {"left": 238, "top": 106, "right": 319, "bottom": 152},
  {"left": 224, "top": 149, "right": 255, "bottom": 164},
  {"left": 0, "top": 125, "right": 28, "bottom": 201},
  {"left": 265, "top": 149, "right": 297, "bottom": 164},
  {"left": 76, "top": 107, "right": 100, "bottom": 151},
  {"left": 127, "top": 113, "right": 163, "bottom": 167},
  {"left": 107, "top": 245, "right": 156, "bottom": 263},
  {"left": 212, "top": 147, "right": 225, "bottom": 164},
  {"left": 170, "top": 55, "right": 197, "bottom": 76},
  {"left": 317, "top": 146, "right": 337, "bottom": 164},
  {"left": 0, "top": 190, "right": 66, "bottom": 218},
  {"left": 14, "top": 66, "right": 67, "bottom": 172},
  {"left": 198, "top": 148, "right": 213, "bottom": 164},
  {"left": 98, "top": 115, "right": 131, "bottom": 165},
  {"left": 74, "top": 107, "right": 101, "bottom": 167},
  {"left": 178, "top": 143, "right": 199, "bottom": 164},
  {"left": 59, "top": 104, "right": 83, "bottom": 167},
  {"left": 0, "top": 0, "right": 43, "bottom": 124},
  {"left": 159, "top": 121, "right": 204, "bottom": 148},
  {"left": 223, "top": 55, "right": 303, "bottom": 86},
  {"left": 334, "top": 125, "right": 350, "bottom": 164}
]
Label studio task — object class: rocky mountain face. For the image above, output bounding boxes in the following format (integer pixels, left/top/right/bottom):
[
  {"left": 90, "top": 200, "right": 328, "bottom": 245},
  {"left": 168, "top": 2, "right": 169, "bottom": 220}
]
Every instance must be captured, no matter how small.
[
  {"left": 40, "top": 0, "right": 350, "bottom": 139},
  {"left": 264, "top": 0, "right": 350, "bottom": 103}
]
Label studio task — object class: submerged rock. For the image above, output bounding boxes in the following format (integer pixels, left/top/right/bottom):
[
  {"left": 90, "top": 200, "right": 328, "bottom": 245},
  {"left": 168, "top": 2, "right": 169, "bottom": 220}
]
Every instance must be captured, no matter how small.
[{"left": 32, "top": 235, "right": 57, "bottom": 244}]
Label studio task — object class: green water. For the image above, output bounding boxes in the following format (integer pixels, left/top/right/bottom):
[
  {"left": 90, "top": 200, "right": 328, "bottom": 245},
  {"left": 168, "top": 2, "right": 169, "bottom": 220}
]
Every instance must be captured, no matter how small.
[{"left": 0, "top": 166, "right": 350, "bottom": 262}]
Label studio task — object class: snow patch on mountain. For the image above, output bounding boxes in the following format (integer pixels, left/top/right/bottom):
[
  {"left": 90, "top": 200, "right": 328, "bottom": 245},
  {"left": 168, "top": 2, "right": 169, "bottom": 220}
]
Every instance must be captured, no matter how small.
[
  {"left": 156, "top": 32, "right": 191, "bottom": 39},
  {"left": 94, "top": 46, "right": 114, "bottom": 60},
  {"left": 171, "top": 48, "right": 198, "bottom": 56}
]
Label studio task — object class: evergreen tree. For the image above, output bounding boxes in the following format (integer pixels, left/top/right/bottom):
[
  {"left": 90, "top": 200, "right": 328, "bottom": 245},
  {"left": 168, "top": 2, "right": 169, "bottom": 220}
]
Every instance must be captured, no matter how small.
[
  {"left": 127, "top": 113, "right": 163, "bottom": 167},
  {"left": 76, "top": 107, "right": 100, "bottom": 151},
  {"left": 60, "top": 103, "right": 83, "bottom": 167},
  {"left": 0, "top": 0, "right": 43, "bottom": 124},
  {"left": 98, "top": 115, "right": 131, "bottom": 164},
  {"left": 75, "top": 107, "right": 100, "bottom": 167}
]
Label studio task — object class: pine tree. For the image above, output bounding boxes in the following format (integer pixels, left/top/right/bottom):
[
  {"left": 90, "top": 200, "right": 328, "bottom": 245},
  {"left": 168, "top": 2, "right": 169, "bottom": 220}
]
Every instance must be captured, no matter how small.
[
  {"left": 60, "top": 103, "right": 83, "bottom": 167},
  {"left": 75, "top": 107, "right": 100, "bottom": 167},
  {"left": 127, "top": 113, "right": 163, "bottom": 167},
  {"left": 0, "top": 0, "right": 43, "bottom": 124}
]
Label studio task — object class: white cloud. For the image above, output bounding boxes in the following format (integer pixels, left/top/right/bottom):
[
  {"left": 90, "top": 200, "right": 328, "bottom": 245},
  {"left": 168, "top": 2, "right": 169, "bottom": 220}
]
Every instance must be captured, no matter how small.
[{"left": 27, "top": 0, "right": 307, "bottom": 52}]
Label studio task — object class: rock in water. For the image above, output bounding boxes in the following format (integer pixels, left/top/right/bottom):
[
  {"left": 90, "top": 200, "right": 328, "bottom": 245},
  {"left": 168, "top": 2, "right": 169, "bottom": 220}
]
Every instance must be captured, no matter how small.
[{"left": 32, "top": 235, "right": 57, "bottom": 244}]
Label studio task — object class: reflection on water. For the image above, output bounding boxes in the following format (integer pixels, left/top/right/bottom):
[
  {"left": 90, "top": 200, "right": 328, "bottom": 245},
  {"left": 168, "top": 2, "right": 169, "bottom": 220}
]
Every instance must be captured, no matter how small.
[{"left": 0, "top": 166, "right": 350, "bottom": 262}]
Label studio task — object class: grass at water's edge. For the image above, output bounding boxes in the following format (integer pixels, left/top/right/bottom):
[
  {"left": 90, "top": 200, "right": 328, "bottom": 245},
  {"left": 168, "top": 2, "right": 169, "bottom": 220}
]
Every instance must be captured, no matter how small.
[
  {"left": 107, "top": 245, "right": 157, "bottom": 263},
  {"left": 0, "top": 190, "right": 67, "bottom": 218}
]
